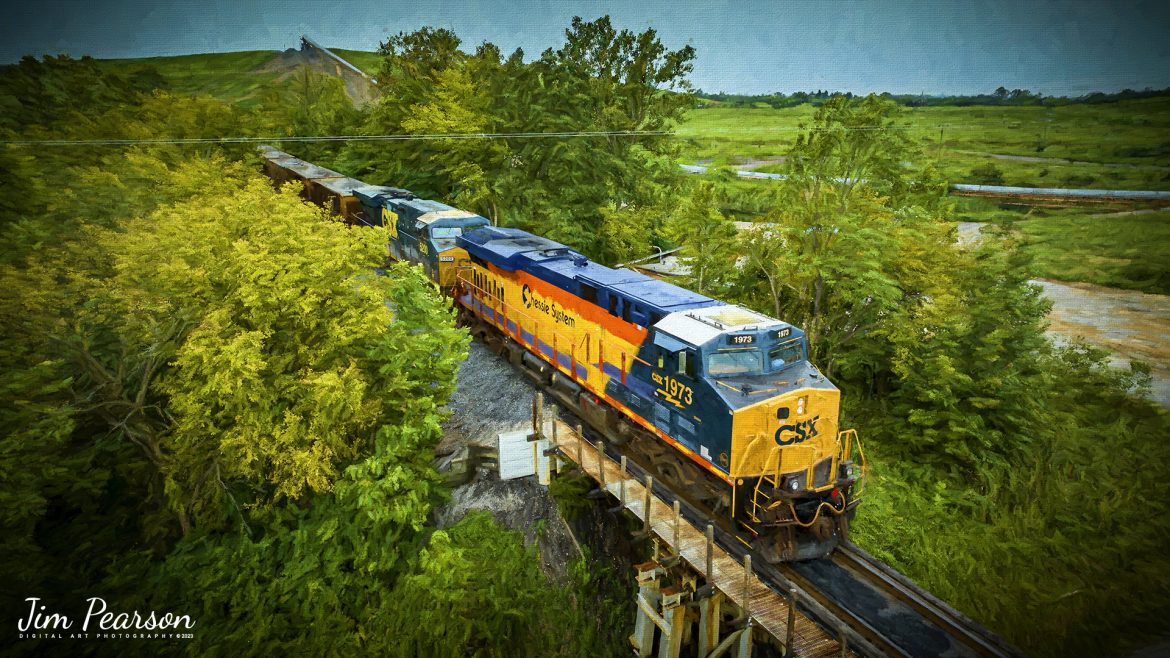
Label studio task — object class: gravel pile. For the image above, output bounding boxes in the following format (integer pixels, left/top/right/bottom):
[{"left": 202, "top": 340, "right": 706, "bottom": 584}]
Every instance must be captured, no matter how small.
[{"left": 432, "top": 341, "right": 583, "bottom": 577}]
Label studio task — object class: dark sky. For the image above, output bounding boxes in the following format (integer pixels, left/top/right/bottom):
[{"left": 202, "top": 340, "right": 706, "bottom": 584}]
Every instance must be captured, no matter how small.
[{"left": 5, "top": 0, "right": 1170, "bottom": 96}]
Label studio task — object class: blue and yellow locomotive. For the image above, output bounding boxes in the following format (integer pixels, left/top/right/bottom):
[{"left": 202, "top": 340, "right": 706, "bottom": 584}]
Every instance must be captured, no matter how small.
[{"left": 260, "top": 146, "right": 866, "bottom": 562}]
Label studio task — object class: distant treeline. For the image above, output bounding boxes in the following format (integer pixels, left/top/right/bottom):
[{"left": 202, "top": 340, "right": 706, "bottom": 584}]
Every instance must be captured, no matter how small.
[{"left": 695, "top": 86, "right": 1170, "bottom": 108}]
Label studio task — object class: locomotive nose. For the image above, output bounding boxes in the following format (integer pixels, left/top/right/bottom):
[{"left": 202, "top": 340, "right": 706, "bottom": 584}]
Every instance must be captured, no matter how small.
[{"left": 727, "top": 389, "right": 840, "bottom": 480}]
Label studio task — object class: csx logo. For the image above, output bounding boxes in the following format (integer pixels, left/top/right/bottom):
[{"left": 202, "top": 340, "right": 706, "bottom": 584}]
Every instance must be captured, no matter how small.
[{"left": 775, "top": 415, "right": 820, "bottom": 446}]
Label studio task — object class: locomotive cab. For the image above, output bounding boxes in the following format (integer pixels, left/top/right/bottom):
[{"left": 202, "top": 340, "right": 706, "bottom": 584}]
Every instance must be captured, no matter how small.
[
  {"left": 626, "top": 304, "right": 862, "bottom": 560},
  {"left": 421, "top": 217, "right": 490, "bottom": 287}
]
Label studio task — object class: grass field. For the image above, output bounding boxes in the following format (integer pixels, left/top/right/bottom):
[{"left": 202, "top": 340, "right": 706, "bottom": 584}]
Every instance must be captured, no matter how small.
[
  {"left": 95, "top": 51, "right": 282, "bottom": 105},
  {"left": 678, "top": 98, "right": 1170, "bottom": 190},
  {"left": 1013, "top": 210, "right": 1170, "bottom": 293},
  {"left": 90, "top": 51, "right": 1170, "bottom": 192},
  {"left": 94, "top": 48, "right": 383, "bottom": 106},
  {"left": 84, "top": 49, "right": 1170, "bottom": 294},
  {"left": 948, "top": 196, "right": 1170, "bottom": 293}
]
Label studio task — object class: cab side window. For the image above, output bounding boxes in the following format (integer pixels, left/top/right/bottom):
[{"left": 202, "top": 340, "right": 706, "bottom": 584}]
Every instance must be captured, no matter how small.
[{"left": 676, "top": 349, "right": 697, "bottom": 378}]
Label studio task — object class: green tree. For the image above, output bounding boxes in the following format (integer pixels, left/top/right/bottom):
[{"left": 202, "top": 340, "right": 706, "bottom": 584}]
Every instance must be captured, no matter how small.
[
  {"left": 598, "top": 203, "right": 663, "bottom": 266},
  {"left": 663, "top": 182, "right": 739, "bottom": 295},
  {"left": 0, "top": 156, "right": 468, "bottom": 638},
  {"left": 401, "top": 65, "right": 504, "bottom": 217},
  {"left": 258, "top": 66, "right": 362, "bottom": 164},
  {"left": 339, "top": 27, "right": 467, "bottom": 194},
  {"left": 499, "top": 16, "right": 695, "bottom": 253},
  {"left": 385, "top": 512, "right": 618, "bottom": 657},
  {"left": 737, "top": 96, "right": 953, "bottom": 369},
  {"left": 341, "top": 16, "right": 695, "bottom": 260}
]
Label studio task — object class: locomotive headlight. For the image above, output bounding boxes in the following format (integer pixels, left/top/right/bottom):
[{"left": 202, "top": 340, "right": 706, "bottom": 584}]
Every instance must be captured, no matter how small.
[
  {"left": 838, "top": 461, "right": 852, "bottom": 479},
  {"left": 797, "top": 396, "right": 806, "bottom": 415},
  {"left": 780, "top": 471, "right": 807, "bottom": 493}
]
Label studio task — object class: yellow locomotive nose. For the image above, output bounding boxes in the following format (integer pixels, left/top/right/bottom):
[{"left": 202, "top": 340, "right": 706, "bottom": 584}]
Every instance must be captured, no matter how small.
[{"left": 728, "top": 388, "right": 841, "bottom": 486}]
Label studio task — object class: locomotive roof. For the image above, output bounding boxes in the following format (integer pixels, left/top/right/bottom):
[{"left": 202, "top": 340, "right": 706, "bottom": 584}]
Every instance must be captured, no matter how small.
[
  {"left": 313, "top": 176, "right": 367, "bottom": 195},
  {"left": 258, "top": 145, "right": 293, "bottom": 160},
  {"left": 460, "top": 227, "right": 717, "bottom": 318},
  {"left": 417, "top": 209, "right": 482, "bottom": 224},
  {"left": 655, "top": 305, "right": 789, "bottom": 347},
  {"left": 278, "top": 159, "right": 345, "bottom": 180},
  {"left": 352, "top": 185, "right": 415, "bottom": 204},
  {"left": 393, "top": 197, "right": 459, "bottom": 215}
]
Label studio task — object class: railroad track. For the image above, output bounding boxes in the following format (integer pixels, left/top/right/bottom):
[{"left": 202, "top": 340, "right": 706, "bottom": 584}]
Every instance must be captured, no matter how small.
[
  {"left": 497, "top": 344, "right": 1022, "bottom": 658},
  {"left": 567, "top": 418, "right": 1023, "bottom": 658},
  {"left": 780, "top": 544, "right": 1024, "bottom": 657}
]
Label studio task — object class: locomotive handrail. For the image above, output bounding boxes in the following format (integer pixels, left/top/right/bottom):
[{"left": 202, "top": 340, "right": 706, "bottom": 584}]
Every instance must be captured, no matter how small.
[
  {"left": 838, "top": 428, "right": 867, "bottom": 500},
  {"left": 749, "top": 443, "right": 817, "bottom": 522},
  {"left": 456, "top": 273, "right": 543, "bottom": 329}
]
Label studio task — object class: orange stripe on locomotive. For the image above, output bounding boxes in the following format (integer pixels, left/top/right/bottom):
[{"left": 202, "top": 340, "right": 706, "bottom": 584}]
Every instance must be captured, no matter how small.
[{"left": 456, "top": 254, "right": 734, "bottom": 485}]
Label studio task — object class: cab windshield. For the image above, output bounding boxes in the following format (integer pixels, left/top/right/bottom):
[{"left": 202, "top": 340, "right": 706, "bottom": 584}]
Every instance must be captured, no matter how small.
[
  {"left": 707, "top": 350, "right": 762, "bottom": 377},
  {"left": 768, "top": 339, "right": 805, "bottom": 371},
  {"left": 430, "top": 227, "right": 463, "bottom": 239}
]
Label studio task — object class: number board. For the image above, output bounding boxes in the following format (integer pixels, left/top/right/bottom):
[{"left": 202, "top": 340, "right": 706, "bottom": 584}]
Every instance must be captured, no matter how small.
[
  {"left": 775, "top": 328, "right": 791, "bottom": 340},
  {"left": 729, "top": 334, "right": 755, "bottom": 345}
]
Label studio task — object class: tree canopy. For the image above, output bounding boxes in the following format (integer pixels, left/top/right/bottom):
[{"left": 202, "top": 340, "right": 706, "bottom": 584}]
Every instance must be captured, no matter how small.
[{"left": 337, "top": 16, "right": 695, "bottom": 262}]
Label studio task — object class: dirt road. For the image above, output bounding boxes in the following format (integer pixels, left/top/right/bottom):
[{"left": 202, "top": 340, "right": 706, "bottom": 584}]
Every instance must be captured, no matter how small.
[{"left": 1035, "top": 278, "right": 1170, "bottom": 406}]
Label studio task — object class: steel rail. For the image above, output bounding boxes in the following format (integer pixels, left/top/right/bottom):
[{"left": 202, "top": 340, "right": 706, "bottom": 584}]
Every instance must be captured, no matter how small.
[
  {"left": 570, "top": 420, "right": 886, "bottom": 657},
  {"left": 256, "top": 147, "right": 1020, "bottom": 657},
  {"left": 830, "top": 543, "right": 1024, "bottom": 658}
]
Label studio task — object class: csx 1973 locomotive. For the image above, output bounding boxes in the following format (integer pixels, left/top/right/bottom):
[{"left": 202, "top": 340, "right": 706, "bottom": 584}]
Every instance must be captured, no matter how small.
[{"left": 260, "top": 146, "right": 866, "bottom": 562}]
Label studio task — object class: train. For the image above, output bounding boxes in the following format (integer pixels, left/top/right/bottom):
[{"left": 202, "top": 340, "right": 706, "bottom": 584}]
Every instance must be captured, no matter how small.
[{"left": 258, "top": 146, "right": 866, "bottom": 562}]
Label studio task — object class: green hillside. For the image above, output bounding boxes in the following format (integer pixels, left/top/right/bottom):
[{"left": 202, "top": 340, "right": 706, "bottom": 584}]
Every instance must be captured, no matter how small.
[
  {"left": 90, "top": 47, "right": 381, "bottom": 107},
  {"left": 94, "top": 50, "right": 281, "bottom": 104}
]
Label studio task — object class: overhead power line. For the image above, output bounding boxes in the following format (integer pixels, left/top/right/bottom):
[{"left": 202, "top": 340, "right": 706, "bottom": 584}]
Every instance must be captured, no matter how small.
[
  {"left": 0, "top": 130, "right": 674, "bottom": 147},
  {"left": 0, "top": 124, "right": 939, "bottom": 147}
]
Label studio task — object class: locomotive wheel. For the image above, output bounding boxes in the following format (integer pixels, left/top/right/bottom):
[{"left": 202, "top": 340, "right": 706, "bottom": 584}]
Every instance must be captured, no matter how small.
[
  {"left": 604, "top": 416, "right": 634, "bottom": 446},
  {"left": 655, "top": 460, "right": 691, "bottom": 490}
]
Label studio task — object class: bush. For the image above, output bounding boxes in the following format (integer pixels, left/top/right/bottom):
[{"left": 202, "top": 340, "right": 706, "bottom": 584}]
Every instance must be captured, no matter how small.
[
  {"left": 969, "top": 163, "right": 1006, "bottom": 185},
  {"left": 1062, "top": 173, "right": 1097, "bottom": 188}
]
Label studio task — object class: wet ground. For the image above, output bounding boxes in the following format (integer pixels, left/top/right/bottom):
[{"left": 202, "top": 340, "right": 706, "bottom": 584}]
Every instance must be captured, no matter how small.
[
  {"left": 955, "top": 221, "right": 987, "bottom": 247},
  {"left": 1037, "top": 278, "right": 1170, "bottom": 406},
  {"left": 957, "top": 221, "right": 1170, "bottom": 406}
]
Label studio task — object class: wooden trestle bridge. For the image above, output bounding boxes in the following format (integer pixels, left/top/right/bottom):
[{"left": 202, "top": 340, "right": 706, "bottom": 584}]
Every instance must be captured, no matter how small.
[{"left": 498, "top": 394, "right": 1024, "bottom": 658}]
